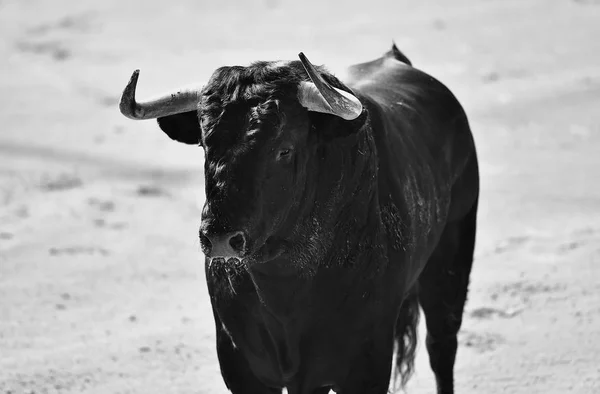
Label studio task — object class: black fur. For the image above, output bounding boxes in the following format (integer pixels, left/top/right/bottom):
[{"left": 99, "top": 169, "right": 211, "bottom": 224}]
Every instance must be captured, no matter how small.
[{"left": 153, "top": 45, "right": 479, "bottom": 394}]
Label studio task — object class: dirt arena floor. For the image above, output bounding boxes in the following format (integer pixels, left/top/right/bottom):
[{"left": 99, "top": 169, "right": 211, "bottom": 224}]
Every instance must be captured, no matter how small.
[{"left": 1, "top": 0, "right": 599, "bottom": 393}]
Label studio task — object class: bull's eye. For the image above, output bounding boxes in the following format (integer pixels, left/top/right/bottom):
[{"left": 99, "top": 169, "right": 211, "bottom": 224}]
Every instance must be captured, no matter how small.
[{"left": 277, "top": 148, "right": 292, "bottom": 159}]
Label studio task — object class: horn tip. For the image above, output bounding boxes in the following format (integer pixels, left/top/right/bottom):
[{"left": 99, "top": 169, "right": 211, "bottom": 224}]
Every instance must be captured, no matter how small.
[
  {"left": 119, "top": 69, "right": 141, "bottom": 119},
  {"left": 128, "top": 69, "right": 140, "bottom": 86}
]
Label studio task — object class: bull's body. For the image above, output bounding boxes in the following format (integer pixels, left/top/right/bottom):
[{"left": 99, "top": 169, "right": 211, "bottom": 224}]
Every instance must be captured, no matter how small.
[
  {"left": 206, "top": 48, "right": 478, "bottom": 394},
  {"left": 120, "top": 45, "right": 479, "bottom": 394}
]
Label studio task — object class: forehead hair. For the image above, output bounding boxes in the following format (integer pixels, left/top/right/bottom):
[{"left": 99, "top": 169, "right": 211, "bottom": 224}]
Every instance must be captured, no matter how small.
[{"left": 199, "top": 61, "right": 311, "bottom": 148}]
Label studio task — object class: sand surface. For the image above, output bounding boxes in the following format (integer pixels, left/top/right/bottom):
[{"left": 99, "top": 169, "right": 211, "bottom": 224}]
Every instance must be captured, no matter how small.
[{"left": 1, "top": 0, "right": 599, "bottom": 393}]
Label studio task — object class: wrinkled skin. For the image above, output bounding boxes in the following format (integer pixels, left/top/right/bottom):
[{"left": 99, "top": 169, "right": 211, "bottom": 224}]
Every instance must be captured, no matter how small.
[{"left": 156, "top": 47, "right": 479, "bottom": 394}]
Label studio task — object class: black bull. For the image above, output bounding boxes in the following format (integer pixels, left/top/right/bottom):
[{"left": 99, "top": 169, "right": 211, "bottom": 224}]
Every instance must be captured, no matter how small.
[{"left": 119, "top": 45, "right": 479, "bottom": 394}]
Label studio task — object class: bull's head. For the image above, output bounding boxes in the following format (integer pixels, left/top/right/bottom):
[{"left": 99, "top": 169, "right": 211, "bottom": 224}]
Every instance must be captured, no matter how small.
[{"left": 119, "top": 53, "right": 366, "bottom": 270}]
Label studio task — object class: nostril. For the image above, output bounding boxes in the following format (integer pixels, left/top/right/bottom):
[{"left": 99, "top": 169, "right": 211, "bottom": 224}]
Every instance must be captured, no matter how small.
[
  {"left": 228, "top": 232, "right": 246, "bottom": 253},
  {"left": 199, "top": 232, "right": 212, "bottom": 253}
]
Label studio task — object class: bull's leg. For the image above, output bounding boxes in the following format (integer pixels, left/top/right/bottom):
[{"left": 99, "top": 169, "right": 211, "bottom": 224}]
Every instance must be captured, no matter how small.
[
  {"left": 310, "top": 388, "right": 333, "bottom": 394},
  {"left": 286, "top": 386, "right": 332, "bottom": 394},
  {"left": 335, "top": 327, "right": 396, "bottom": 394},
  {"left": 213, "top": 311, "right": 280, "bottom": 394},
  {"left": 418, "top": 200, "right": 478, "bottom": 394}
]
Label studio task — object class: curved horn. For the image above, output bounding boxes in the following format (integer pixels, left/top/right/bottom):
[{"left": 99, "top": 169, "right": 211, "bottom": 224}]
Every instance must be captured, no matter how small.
[
  {"left": 119, "top": 70, "right": 202, "bottom": 120},
  {"left": 297, "top": 52, "right": 362, "bottom": 121}
]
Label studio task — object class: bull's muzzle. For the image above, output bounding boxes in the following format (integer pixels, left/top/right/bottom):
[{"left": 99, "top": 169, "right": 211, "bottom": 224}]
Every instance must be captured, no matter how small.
[{"left": 200, "top": 230, "right": 247, "bottom": 260}]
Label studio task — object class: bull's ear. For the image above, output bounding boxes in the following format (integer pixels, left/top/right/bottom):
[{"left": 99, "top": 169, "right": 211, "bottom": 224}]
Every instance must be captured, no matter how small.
[{"left": 157, "top": 111, "right": 202, "bottom": 145}]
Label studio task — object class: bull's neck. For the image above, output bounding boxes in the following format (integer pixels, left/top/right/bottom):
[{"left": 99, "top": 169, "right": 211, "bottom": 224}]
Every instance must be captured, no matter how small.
[
  {"left": 304, "top": 115, "right": 383, "bottom": 268},
  {"left": 329, "top": 132, "right": 383, "bottom": 262}
]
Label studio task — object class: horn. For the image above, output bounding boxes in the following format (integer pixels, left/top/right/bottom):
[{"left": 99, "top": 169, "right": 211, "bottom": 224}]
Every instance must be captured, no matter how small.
[
  {"left": 297, "top": 52, "right": 362, "bottom": 121},
  {"left": 119, "top": 70, "right": 202, "bottom": 120}
]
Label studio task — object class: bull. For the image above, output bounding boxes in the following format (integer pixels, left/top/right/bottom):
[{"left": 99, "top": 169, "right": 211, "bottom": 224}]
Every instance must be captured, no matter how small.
[{"left": 119, "top": 44, "right": 479, "bottom": 394}]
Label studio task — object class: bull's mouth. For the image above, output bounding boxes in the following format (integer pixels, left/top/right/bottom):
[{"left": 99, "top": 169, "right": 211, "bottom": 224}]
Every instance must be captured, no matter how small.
[
  {"left": 209, "top": 256, "right": 243, "bottom": 265},
  {"left": 206, "top": 236, "right": 287, "bottom": 267}
]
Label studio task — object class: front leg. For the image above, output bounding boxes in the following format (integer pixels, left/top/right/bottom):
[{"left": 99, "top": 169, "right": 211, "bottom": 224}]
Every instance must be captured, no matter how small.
[
  {"left": 335, "top": 327, "right": 396, "bottom": 394},
  {"left": 214, "top": 309, "right": 281, "bottom": 394}
]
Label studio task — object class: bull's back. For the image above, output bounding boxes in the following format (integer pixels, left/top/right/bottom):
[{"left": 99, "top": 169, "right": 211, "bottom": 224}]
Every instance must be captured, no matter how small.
[
  {"left": 346, "top": 50, "right": 475, "bottom": 183},
  {"left": 345, "top": 50, "right": 478, "bottom": 281}
]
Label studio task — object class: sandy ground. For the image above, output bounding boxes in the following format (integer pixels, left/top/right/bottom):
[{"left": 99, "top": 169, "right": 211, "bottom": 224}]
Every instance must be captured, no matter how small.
[{"left": 1, "top": 0, "right": 599, "bottom": 393}]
